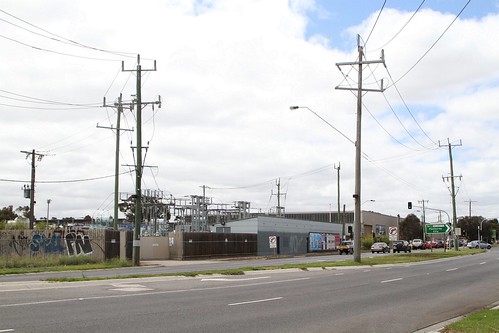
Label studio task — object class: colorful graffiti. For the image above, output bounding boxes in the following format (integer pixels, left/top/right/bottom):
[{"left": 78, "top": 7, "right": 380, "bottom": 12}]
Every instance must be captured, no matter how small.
[{"left": 0, "top": 229, "right": 95, "bottom": 257}]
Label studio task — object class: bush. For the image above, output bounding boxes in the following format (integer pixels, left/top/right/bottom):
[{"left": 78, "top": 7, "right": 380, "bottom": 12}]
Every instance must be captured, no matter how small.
[{"left": 361, "top": 236, "right": 374, "bottom": 250}]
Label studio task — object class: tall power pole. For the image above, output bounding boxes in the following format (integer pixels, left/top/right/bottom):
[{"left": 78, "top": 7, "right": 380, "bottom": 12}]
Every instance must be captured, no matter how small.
[
  {"left": 440, "top": 138, "right": 462, "bottom": 251},
  {"left": 20, "top": 149, "right": 47, "bottom": 229},
  {"left": 335, "top": 35, "right": 386, "bottom": 263},
  {"left": 100, "top": 94, "right": 134, "bottom": 230},
  {"left": 418, "top": 200, "right": 428, "bottom": 241},
  {"left": 464, "top": 200, "right": 476, "bottom": 217},
  {"left": 122, "top": 55, "right": 161, "bottom": 266},
  {"left": 334, "top": 162, "right": 342, "bottom": 231},
  {"left": 272, "top": 178, "right": 286, "bottom": 217}
]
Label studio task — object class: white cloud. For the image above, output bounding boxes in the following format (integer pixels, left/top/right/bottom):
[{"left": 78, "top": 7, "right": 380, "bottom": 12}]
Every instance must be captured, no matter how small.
[{"left": 0, "top": 1, "right": 498, "bottom": 221}]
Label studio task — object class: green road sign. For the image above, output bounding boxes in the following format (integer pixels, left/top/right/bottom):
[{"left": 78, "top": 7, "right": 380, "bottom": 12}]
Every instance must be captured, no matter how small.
[{"left": 426, "top": 224, "right": 451, "bottom": 234}]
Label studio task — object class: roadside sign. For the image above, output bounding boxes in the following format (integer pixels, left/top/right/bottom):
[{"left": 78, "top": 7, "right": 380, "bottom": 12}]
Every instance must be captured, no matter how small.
[
  {"left": 426, "top": 224, "right": 451, "bottom": 234},
  {"left": 269, "top": 236, "right": 277, "bottom": 249},
  {"left": 388, "top": 227, "right": 398, "bottom": 241}
]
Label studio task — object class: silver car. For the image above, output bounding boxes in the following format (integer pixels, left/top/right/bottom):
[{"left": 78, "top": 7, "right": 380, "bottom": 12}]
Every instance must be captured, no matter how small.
[
  {"left": 371, "top": 242, "right": 389, "bottom": 253},
  {"left": 467, "top": 240, "right": 491, "bottom": 249}
]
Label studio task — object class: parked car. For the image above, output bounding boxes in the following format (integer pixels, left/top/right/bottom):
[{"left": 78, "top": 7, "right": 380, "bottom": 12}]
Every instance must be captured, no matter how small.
[
  {"left": 393, "top": 240, "right": 411, "bottom": 253},
  {"left": 371, "top": 242, "right": 389, "bottom": 253},
  {"left": 467, "top": 240, "right": 491, "bottom": 249},
  {"left": 412, "top": 239, "right": 424, "bottom": 250}
]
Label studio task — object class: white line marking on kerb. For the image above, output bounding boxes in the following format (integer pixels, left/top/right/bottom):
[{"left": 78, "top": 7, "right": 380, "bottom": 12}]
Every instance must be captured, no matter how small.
[
  {"left": 228, "top": 297, "right": 283, "bottom": 306},
  {"left": 381, "top": 278, "right": 403, "bottom": 284},
  {"left": 446, "top": 268, "right": 458, "bottom": 272}
]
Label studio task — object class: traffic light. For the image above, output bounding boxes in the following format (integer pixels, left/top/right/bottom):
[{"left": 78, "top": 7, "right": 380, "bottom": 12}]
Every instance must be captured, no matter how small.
[
  {"left": 408, "top": 201, "right": 412, "bottom": 209},
  {"left": 348, "top": 226, "right": 353, "bottom": 234}
]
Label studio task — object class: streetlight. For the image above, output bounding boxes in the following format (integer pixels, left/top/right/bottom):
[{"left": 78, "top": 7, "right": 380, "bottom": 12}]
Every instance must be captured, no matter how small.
[
  {"left": 46, "top": 199, "right": 51, "bottom": 231},
  {"left": 289, "top": 106, "right": 355, "bottom": 145},
  {"left": 290, "top": 105, "right": 361, "bottom": 257}
]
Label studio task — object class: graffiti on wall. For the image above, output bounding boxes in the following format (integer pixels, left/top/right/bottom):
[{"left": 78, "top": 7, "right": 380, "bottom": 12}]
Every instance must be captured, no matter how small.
[
  {"left": 65, "top": 231, "right": 93, "bottom": 256},
  {"left": 0, "top": 229, "right": 94, "bottom": 257}
]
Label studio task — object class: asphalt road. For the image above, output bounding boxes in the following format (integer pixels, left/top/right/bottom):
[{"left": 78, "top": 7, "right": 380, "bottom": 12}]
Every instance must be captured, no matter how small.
[{"left": 0, "top": 248, "right": 497, "bottom": 333}]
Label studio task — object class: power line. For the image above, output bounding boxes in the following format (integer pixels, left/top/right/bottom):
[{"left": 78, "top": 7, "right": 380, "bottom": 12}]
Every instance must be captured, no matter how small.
[
  {"left": 364, "top": 0, "right": 387, "bottom": 47},
  {"left": 0, "top": 170, "right": 133, "bottom": 184},
  {"left": 0, "top": 9, "right": 137, "bottom": 58},
  {"left": 370, "top": 0, "right": 427, "bottom": 52},
  {"left": 384, "top": 66, "right": 438, "bottom": 146},
  {"left": 388, "top": 0, "right": 473, "bottom": 87}
]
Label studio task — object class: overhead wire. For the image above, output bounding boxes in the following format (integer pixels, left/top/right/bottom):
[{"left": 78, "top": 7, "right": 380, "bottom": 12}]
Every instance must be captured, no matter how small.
[
  {"left": 0, "top": 9, "right": 137, "bottom": 58},
  {"left": 0, "top": 170, "right": 133, "bottom": 184},
  {"left": 388, "top": 0, "right": 473, "bottom": 87},
  {"left": 370, "top": 0, "right": 427, "bottom": 52},
  {"left": 364, "top": 0, "right": 387, "bottom": 47},
  {"left": 384, "top": 66, "right": 438, "bottom": 146}
]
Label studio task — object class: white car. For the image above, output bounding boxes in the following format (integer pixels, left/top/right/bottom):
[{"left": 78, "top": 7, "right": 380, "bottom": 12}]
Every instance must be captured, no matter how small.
[
  {"left": 467, "top": 240, "right": 491, "bottom": 249},
  {"left": 412, "top": 239, "right": 424, "bottom": 250}
]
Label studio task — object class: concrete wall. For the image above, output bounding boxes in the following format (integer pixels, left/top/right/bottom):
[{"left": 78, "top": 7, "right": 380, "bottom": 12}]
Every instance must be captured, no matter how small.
[
  {"left": 140, "top": 236, "right": 170, "bottom": 260},
  {"left": 0, "top": 229, "right": 107, "bottom": 261}
]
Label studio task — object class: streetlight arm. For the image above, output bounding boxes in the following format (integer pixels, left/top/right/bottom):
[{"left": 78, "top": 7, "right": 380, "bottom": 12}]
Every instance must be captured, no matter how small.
[{"left": 289, "top": 106, "right": 356, "bottom": 145}]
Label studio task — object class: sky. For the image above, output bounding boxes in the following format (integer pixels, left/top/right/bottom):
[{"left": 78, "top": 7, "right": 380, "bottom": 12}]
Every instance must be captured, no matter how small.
[{"left": 1, "top": 0, "right": 498, "bottom": 224}]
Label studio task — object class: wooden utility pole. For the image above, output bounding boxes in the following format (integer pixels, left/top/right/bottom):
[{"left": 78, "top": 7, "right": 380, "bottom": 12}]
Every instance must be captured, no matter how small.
[
  {"left": 122, "top": 55, "right": 161, "bottom": 266},
  {"left": 334, "top": 162, "right": 342, "bottom": 233},
  {"left": 20, "top": 149, "right": 47, "bottom": 229},
  {"left": 272, "top": 178, "right": 286, "bottom": 217},
  {"left": 440, "top": 138, "right": 462, "bottom": 251},
  {"left": 100, "top": 94, "right": 134, "bottom": 230},
  {"left": 335, "top": 35, "right": 385, "bottom": 263}
]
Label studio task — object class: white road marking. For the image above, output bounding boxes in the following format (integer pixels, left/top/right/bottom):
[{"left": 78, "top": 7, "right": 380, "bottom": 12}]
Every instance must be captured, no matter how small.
[
  {"left": 479, "top": 262, "right": 486, "bottom": 265},
  {"left": 109, "top": 283, "right": 153, "bottom": 292},
  {"left": 335, "top": 273, "right": 344, "bottom": 276},
  {"left": 228, "top": 297, "right": 283, "bottom": 306},
  {"left": 381, "top": 278, "right": 403, "bottom": 283},
  {"left": 201, "top": 276, "right": 270, "bottom": 282},
  {"left": 0, "top": 277, "right": 310, "bottom": 308},
  {"left": 446, "top": 268, "right": 458, "bottom": 272},
  {"left": 0, "top": 329, "right": 15, "bottom": 332}
]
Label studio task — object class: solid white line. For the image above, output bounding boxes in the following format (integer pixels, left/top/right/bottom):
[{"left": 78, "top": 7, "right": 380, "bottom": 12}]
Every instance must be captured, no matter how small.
[
  {"left": 479, "top": 262, "right": 486, "bottom": 265},
  {"left": 381, "top": 278, "right": 403, "bottom": 283},
  {"left": 228, "top": 297, "right": 283, "bottom": 306},
  {"left": 446, "top": 268, "right": 458, "bottom": 272},
  {"left": 0, "top": 329, "right": 15, "bottom": 332}
]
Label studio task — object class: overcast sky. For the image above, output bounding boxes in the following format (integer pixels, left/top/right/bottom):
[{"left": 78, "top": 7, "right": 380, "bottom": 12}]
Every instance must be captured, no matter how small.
[{"left": 1, "top": 0, "right": 498, "bottom": 223}]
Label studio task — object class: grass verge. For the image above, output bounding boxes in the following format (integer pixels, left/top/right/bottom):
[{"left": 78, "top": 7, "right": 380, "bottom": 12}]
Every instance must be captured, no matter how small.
[
  {"left": 0, "top": 256, "right": 131, "bottom": 275},
  {"left": 442, "top": 309, "right": 499, "bottom": 333},
  {"left": 0, "top": 248, "right": 486, "bottom": 281}
]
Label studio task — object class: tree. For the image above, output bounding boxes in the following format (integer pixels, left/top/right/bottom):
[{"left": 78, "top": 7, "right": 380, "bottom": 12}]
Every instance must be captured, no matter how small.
[
  {"left": 15, "top": 206, "right": 30, "bottom": 218},
  {"left": 0, "top": 206, "right": 17, "bottom": 221},
  {"left": 400, "top": 214, "right": 422, "bottom": 240},
  {"left": 457, "top": 216, "right": 483, "bottom": 241}
]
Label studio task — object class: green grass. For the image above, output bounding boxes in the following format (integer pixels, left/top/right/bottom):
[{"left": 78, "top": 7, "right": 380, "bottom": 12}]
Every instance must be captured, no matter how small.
[
  {"left": 442, "top": 309, "right": 499, "bottom": 333},
  {"left": 0, "top": 256, "right": 131, "bottom": 275},
  {"left": 0, "top": 248, "right": 486, "bottom": 281}
]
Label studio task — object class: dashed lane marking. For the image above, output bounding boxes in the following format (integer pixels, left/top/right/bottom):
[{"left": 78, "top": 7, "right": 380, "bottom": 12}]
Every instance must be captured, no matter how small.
[
  {"left": 228, "top": 297, "right": 283, "bottom": 306},
  {"left": 381, "top": 278, "right": 403, "bottom": 283}
]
